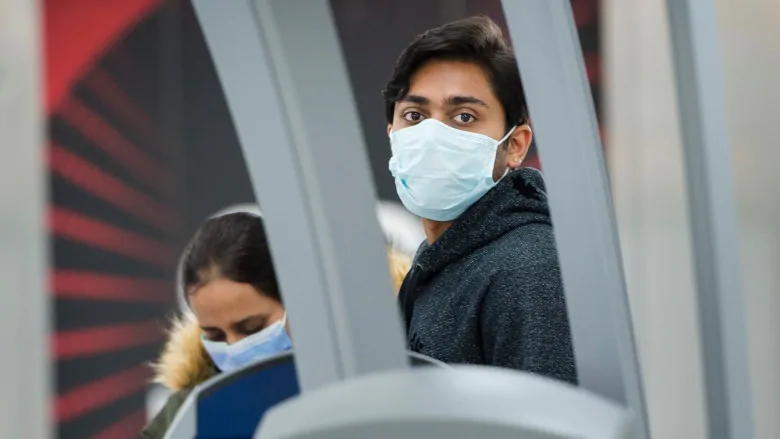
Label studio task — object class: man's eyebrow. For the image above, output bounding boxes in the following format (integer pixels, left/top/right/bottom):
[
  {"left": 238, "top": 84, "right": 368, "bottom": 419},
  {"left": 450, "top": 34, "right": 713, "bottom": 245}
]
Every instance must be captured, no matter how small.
[
  {"left": 398, "top": 94, "right": 429, "bottom": 105},
  {"left": 398, "top": 94, "right": 489, "bottom": 108},
  {"left": 446, "top": 95, "right": 489, "bottom": 108}
]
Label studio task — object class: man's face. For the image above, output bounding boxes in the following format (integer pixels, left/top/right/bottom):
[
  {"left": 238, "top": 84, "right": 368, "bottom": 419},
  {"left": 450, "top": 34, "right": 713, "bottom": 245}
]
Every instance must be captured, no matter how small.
[{"left": 388, "top": 59, "right": 531, "bottom": 181}]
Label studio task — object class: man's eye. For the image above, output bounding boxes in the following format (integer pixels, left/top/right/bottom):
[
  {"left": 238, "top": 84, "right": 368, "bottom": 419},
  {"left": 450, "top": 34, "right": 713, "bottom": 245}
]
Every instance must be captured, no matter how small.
[
  {"left": 403, "top": 112, "right": 424, "bottom": 122},
  {"left": 454, "top": 113, "right": 476, "bottom": 124}
]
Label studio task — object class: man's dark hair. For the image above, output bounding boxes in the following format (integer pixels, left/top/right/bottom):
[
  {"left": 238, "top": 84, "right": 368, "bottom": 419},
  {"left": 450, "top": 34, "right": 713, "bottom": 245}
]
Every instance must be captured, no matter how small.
[
  {"left": 382, "top": 16, "right": 529, "bottom": 130},
  {"left": 181, "top": 212, "right": 281, "bottom": 303}
]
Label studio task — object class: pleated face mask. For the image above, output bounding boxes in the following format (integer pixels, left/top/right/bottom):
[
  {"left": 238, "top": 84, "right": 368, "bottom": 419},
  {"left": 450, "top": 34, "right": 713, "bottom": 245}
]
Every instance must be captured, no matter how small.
[
  {"left": 389, "top": 119, "right": 515, "bottom": 221},
  {"left": 201, "top": 314, "right": 292, "bottom": 372}
]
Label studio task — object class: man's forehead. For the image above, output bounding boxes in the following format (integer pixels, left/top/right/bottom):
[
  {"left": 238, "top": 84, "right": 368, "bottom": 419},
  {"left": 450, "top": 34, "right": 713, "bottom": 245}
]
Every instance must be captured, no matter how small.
[{"left": 403, "top": 60, "right": 497, "bottom": 107}]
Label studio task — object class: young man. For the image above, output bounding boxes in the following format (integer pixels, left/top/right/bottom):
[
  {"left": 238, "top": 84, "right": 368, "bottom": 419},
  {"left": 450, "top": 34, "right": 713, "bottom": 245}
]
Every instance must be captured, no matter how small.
[{"left": 384, "top": 16, "right": 577, "bottom": 384}]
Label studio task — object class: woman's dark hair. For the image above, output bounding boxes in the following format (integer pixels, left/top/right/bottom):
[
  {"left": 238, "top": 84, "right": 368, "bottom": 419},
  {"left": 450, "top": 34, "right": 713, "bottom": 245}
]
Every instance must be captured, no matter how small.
[
  {"left": 180, "top": 212, "right": 281, "bottom": 303},
  {"left": 382, "top": 16, "right": 529, "bottom": 131}
]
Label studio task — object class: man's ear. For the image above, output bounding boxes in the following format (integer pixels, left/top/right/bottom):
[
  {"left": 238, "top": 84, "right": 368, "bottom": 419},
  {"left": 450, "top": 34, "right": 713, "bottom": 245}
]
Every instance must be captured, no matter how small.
[
  {"left": 506, "top": 124, "right": 533, "bottom": 169},
  {"left": 387, "top": 124, "right": 393, "bottom": 136}
]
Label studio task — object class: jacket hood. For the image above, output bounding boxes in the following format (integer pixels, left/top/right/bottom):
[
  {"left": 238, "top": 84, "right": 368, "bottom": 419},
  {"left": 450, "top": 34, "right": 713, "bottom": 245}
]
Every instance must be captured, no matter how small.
[
  {"left": 415, "top": 167, "right": 551, "bottom": 274},
  {"left": 153, "top": 247, "right": 412, "bottom": 391}
]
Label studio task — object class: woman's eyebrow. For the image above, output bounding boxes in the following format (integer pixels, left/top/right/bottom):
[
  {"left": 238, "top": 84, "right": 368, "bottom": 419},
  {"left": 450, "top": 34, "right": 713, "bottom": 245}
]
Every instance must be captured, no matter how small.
[{"left": 232, "top": 314, "right": 268, "bottom": 330}]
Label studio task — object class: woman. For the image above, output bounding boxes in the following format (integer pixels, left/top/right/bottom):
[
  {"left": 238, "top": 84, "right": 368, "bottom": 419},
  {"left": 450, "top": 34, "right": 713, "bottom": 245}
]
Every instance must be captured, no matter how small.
[{"left": 142, "top": 211, "right": 411, "bottom": 438}]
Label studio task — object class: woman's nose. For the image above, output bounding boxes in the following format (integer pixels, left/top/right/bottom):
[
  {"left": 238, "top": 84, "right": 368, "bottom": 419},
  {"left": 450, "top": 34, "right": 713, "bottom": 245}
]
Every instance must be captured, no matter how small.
[{"left": 225, "top": 333, "right": 245, "bottom": 346}]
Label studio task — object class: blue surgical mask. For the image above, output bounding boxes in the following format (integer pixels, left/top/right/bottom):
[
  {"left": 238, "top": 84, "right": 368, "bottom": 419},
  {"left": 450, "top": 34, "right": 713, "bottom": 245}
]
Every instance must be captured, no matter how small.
[
  {"left": 201, "top": 314, "right": 293, "bottom": 373},
  {"left": 389, "top": 119, "right": 516, "bottom": 221}
]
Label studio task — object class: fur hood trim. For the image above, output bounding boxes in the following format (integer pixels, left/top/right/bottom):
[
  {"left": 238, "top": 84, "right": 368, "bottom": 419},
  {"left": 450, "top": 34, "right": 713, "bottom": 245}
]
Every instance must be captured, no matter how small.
[
  {"left": 151, "top": 312, "right": 216, "bottom": 392},
  {"left": 388, "top": 247, "right": 412, "bottom": 293}
]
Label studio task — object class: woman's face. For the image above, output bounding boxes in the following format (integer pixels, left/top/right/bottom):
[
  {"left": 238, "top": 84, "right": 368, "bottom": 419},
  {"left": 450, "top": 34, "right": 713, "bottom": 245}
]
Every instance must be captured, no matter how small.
[{"left": 188, "top": 278, "right": 285, "bottom": 345}]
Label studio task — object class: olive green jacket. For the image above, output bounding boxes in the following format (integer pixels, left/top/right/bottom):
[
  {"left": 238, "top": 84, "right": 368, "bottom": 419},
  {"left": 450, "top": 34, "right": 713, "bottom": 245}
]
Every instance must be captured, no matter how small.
[
  {"left": 141, "top": 389, "right": 194, "bottom": 439},
  {"left": 141, "top": 314, "right": 218, "bottom": 439}
]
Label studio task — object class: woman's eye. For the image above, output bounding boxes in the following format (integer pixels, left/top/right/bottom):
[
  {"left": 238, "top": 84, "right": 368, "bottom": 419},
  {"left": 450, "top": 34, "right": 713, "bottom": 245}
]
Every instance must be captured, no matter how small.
[
  {"left": 403, "top": 112, "right": 424, "bottom": 122},
  {"left": 205, "top": 332, "right": 225, "bottom": 342},
  {"left": 454, "top": 113, "right": 476, "bottom": 124},
  {"left": 242, "top": 325, "right": 265, "bottom": 335}
]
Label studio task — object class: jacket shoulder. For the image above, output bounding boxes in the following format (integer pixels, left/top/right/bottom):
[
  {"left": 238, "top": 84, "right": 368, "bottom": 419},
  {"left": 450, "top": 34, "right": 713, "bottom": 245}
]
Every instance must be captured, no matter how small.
[
  {"left": 141, "top": 389, "right": 192, "bottom": 439},
  {"left": 482, "top": 223, "right": 563, "bottom": 301},
  {"left": 487, "top": 221, "right": 558, "bottom": 266}
]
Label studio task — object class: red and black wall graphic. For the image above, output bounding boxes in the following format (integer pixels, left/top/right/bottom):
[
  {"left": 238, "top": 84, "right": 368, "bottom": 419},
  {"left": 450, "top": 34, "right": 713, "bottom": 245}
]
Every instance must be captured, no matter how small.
[
  {"left": 48, "top": 1, "right": 179, "bottom": 438},
  {"left": 47, "top": 1, "right": 254, "bottom": 437},
  {"left": 45, "top": 1, "right": 601, "bottom": 438}
]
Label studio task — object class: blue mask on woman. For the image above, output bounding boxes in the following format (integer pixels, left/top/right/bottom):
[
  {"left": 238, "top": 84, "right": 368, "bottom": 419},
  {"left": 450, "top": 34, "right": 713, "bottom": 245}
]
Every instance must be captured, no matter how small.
[{"left": 201, "top": 314, "right": 293, "bottom": 373}]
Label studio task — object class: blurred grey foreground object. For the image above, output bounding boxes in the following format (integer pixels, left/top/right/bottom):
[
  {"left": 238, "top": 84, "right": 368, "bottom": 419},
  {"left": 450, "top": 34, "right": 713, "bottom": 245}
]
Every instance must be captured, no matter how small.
[
  {"left": 255, "top": 366, "right": 637, "bottom": 439},
  {"left": 0, "top": 1, "right": 49, "bottom": 438},
  {"left": 666, "top": 0, "right": 754, "bottom": 438},
  {"left": 162, "top": 351, "right": 450, "bottom": 439},
  {"left": 193, "top": 0, "right": 408, "bottom": 394},
  {"left": 501, "top": 3, "right": 649, "bottom": 437}
]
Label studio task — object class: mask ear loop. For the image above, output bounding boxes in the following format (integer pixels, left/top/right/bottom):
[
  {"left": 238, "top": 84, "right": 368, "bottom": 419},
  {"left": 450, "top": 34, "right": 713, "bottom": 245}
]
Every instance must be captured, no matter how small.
[
  {"left": 497, "top": 126, "right": 519, "bottom": 181},
  {"left": 498, "top": 125, "right": 517, "bottom": 145},
  {"left": 176, "top": 243, "right": 192, "bottom": 313},
  {"left": 279, "top": 313, "right": 288, "bottom": 329}
]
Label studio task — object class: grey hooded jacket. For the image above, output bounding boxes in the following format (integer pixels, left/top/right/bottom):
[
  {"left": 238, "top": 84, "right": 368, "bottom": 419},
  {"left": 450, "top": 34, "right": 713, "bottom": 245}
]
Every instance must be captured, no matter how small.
[{"left": 397, "top": 168, "right": 577, "bottom": 384}]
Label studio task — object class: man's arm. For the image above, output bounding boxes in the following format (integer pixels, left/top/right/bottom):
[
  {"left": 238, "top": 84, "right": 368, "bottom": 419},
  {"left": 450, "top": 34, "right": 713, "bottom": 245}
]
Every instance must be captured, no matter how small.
[{"left": 479, "top": 265, "right": 577, "bottom": 384}]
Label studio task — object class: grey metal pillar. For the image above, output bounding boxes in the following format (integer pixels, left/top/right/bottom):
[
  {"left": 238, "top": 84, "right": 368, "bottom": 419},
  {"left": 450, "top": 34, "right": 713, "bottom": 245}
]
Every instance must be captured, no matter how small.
[
  {"left": 666, "top": 1, "right": 755, "bottom": 438},
  {"left": 500, "top": 1, "right": 649, "bottom": 437},
  {"left": 192, "top": 0, "right": 408, "bottom": 393},
  {"left": 0, "top": 0, "right": 50, "bottom": 438}
]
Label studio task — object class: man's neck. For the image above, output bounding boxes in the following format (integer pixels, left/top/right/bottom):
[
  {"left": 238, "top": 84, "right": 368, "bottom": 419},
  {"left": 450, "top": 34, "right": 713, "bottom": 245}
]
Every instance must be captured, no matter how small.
[{"left": 422, "top": 218, "right": 453, "bottom": 244}]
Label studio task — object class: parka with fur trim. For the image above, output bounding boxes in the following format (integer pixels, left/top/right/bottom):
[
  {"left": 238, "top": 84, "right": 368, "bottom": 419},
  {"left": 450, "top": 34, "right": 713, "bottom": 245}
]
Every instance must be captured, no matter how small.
[{"left": 141, "top": 247, "right": 411, "bottom": 439}]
